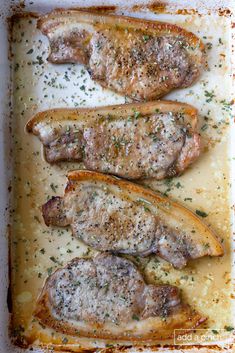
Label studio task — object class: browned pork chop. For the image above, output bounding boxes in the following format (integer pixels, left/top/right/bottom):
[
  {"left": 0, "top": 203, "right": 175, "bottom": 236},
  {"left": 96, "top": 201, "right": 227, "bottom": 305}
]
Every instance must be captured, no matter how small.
[
  {"left": 35, "top": 253, "right": 206, "bottom": 340},
  {"left": 42, "top": 171, "right": 223, "bottom": 269},
  {"left": 38, "top": 10, "right": 205, "bottom": 101},
  {"left": 27, "top": 101, "right": 201, "bottom": 180}
]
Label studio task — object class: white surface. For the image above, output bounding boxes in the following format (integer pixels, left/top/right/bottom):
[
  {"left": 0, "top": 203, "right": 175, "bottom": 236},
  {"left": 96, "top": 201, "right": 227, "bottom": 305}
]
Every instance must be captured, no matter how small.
[{"left": 0, "top": 0, "right": 234, "bottom": 352}]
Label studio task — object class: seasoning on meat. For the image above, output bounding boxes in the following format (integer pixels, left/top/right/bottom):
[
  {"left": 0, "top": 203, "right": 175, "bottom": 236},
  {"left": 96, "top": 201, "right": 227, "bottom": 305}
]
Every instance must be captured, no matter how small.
[
  {"left": 27, "top": 101, "right": 201, "bottom": 180},
  {"left": 42, "top": 170, "right": 223, "bottom": 269},
  {"left": 35, "top": 253, "right": 206, "bottom": 340},
  {"left": 38, "top": 10, "right": 205, "bottom": 100}
]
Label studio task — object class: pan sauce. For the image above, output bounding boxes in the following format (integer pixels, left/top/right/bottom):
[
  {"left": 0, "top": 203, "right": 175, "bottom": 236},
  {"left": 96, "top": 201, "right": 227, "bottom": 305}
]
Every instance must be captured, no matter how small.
[{"left": 10, "top": 11, "right": 234, "bottom": 349}]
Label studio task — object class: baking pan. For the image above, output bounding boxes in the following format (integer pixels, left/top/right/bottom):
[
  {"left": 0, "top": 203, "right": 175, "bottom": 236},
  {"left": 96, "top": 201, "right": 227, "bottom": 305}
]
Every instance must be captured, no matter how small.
[{"left": 0, "top": 0, "right": 234, "bottom": 352}]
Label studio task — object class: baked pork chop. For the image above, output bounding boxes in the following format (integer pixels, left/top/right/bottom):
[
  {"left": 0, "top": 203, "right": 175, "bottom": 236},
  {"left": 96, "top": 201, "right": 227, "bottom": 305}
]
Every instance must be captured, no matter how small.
[
  {"left": 42, "top": 171, "right": 223, "bottom": 269},
  {"left": 27, "top": 101, "right": 201, "bottom": 180},
  {"left": 35, "top": 253, "right": 206, "bottom": 340},
  {"left": 38, "top": 10, "right": 205, "bottom": 101}
]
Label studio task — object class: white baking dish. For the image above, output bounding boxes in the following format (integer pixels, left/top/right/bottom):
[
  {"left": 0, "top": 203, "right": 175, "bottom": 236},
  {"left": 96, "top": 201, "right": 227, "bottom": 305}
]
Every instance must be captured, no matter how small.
[{"left": 0, "top": 0, "right": 235, "bottom": 352}]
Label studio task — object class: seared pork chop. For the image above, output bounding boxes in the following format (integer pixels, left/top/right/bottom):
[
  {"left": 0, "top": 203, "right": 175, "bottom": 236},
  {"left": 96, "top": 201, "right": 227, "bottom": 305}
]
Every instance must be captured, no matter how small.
[
  {"left": 35, "top": 253, "right": 206, "bottom": 340},
  {"left": 42, "top": 171, "right": 223, "bottom": 269},
  {"left": 38, "top": 10, "right": 205, "bottom": 101},
  {"left": 27, "top": 101, "right": 201, "bottom": 180}
]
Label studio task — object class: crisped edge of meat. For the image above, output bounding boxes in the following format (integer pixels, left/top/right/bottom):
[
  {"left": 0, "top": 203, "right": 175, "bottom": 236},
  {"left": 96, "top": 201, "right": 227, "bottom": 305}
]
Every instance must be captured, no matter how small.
[
  {"left": 26, "top": 100, "right": 199, "bottom": 132},
  {"left": 37, "top": 9, "right": 205, "bottom": 52},
  {"left": 34, "top": 256, "right": 206, "bottom": 341}
]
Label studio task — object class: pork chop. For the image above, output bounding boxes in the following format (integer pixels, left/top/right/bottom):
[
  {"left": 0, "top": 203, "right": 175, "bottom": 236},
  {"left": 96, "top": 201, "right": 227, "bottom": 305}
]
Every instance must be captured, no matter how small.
[
  {"left": 27, "top": 101, "right": 201, "bottom": 180},
  {"left": 35, "top": 253, "right": 205, "bottom": 340},
  {"left": 42, "top": 171, "right": 223, "bottom": 269},
  {"left": 38, "top": 10, "right": 205, "bottom": 101}
]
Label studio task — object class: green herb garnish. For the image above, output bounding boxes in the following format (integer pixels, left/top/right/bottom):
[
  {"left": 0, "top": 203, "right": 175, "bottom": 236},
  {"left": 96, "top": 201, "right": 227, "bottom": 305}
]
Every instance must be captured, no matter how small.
[{"left": 196, "top": 210, "right": 208, "bottom": 217}]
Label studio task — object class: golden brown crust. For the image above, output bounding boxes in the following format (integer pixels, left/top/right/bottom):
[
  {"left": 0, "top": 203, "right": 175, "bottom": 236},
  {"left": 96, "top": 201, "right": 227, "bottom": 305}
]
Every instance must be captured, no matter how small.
[
  {"left": 37, "top": 9, "right": 205, "bottom": 51},
  {"left": 66, "top": 170, "right": 223, "bottom": 257},
  {"left": 26, "top": 100, "right": 198, "bottom": 132}
]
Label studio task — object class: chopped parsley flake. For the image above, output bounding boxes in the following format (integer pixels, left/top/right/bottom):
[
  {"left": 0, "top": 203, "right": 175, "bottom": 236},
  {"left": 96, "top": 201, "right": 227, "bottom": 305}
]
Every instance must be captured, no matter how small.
[
  {"left": 196, "top": 210, "right": 208, "bottom": 218},
  {"left": 224, "top": 325, "right": 234, "bottom": 332},
  {"left": 206, "top": 42, "right": 213, "bottom": 50},
  {"left": 201, "top": 124, "right": 208, "bottom": 131},
  {"left": 50, "top": 183, "right": 58, "bottom": 193},
  {"left": 143, "top": 35, "right": 150, "bottom": 42},
  {"left": 26, "top": 48, "right": 33, "bottom": 54},
  {"left": 47, "top": 267, "right": 53, "bottom": 276},
  {"left": 134, "top": 111, "right": 141, "bottom": 119},
  {"left": 132, "top": 314, "right": 140, "bottom": 321},
  {"left": 204, "top": 90, "right": 216, "bottom": 103}
]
